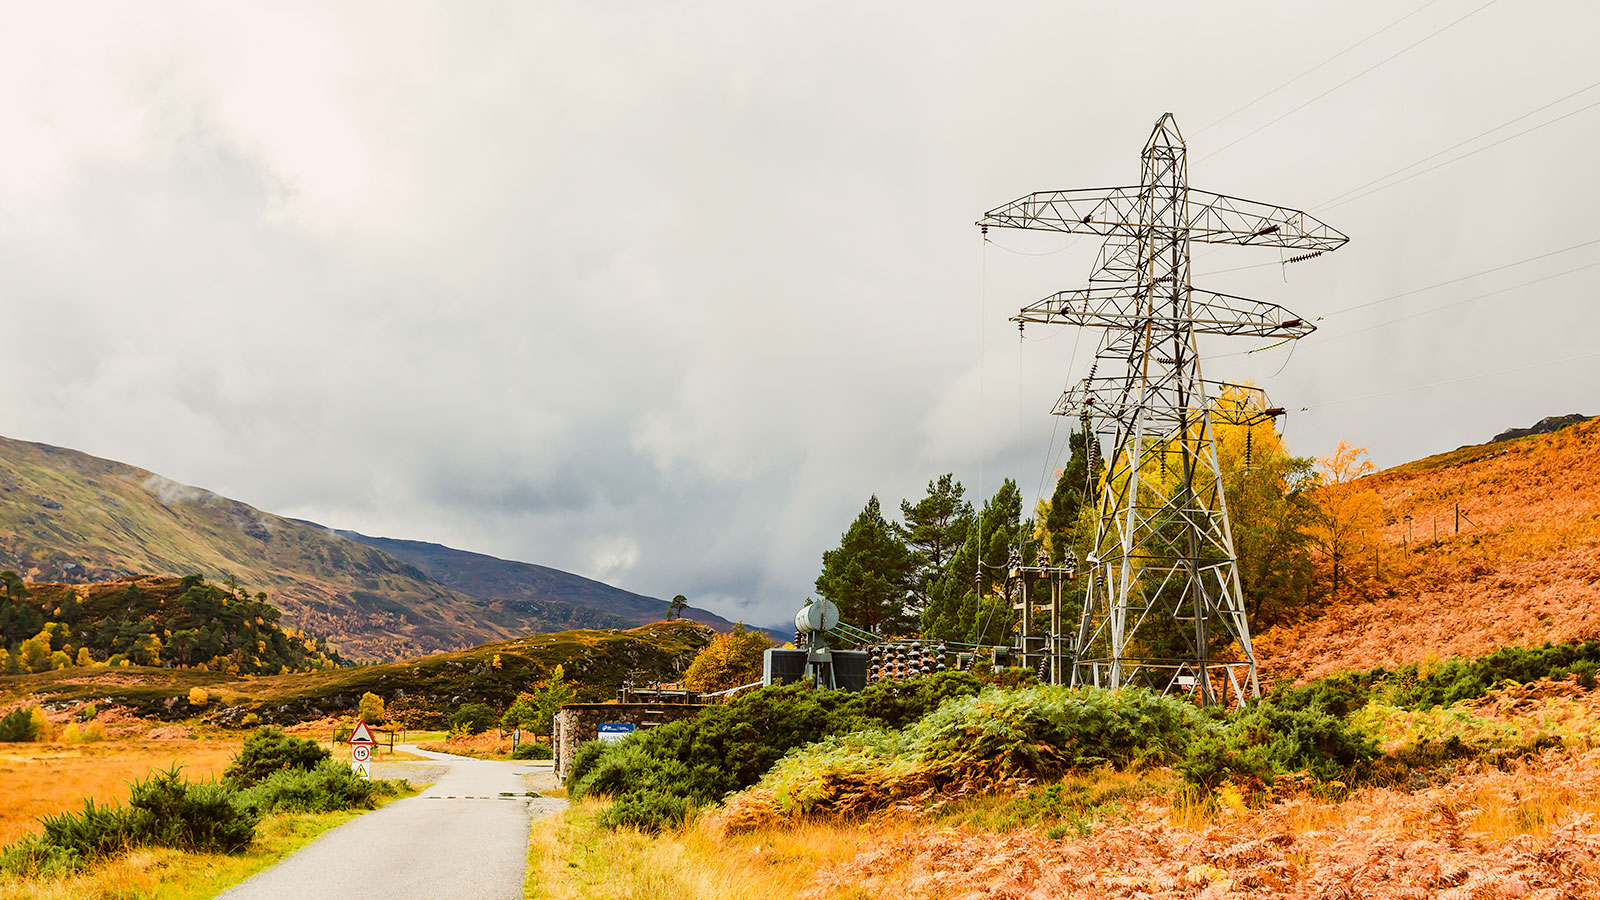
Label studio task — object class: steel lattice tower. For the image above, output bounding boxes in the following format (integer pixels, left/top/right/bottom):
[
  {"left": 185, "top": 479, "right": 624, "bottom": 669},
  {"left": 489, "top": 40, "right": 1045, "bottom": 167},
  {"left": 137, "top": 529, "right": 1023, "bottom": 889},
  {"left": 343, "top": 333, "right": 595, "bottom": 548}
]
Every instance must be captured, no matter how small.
[{"left": 979, "top": 114, "right": 1348, "bottom": 705}]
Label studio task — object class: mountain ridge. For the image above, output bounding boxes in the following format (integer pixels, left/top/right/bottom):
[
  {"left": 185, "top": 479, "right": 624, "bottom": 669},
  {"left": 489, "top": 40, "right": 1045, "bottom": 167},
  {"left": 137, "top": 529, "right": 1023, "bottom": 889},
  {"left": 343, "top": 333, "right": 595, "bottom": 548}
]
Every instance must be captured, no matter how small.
[{"left": 0, "top": 434, "right": 738, "bottom": 659}]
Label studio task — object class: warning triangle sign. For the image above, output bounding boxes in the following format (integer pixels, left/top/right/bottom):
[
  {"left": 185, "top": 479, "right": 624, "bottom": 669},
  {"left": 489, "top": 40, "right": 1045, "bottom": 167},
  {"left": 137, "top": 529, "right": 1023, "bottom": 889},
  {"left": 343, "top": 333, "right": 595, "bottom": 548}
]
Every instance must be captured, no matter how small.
[
  {"left": 349, "top": 721, "right": 376, "bottom": 745},
  {"left": 352, "top": 759, "right": 371, "bottom": 779}
]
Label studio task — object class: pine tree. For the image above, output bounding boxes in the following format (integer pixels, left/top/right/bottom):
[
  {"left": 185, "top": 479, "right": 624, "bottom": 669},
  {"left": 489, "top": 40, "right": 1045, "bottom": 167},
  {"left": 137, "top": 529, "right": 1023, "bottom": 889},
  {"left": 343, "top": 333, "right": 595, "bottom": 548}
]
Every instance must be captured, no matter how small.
[
  {"left": 815, "top": 496, "right": 915, "bottom": 635},
  {"left": 897, "top": 474, "right": 974, "bottom": 621},
  {"left": 922, "top": 479, "right": 1033, "bottom": 644}
]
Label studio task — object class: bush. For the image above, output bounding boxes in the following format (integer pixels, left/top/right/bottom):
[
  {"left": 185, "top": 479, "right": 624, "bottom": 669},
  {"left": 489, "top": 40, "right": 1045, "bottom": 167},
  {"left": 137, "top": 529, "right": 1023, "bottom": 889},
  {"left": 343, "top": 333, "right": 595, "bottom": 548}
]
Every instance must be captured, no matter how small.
[
  {"left": 0, "top": 706, "right": 40, "bottom": 742},
  {"left": 12, "top": 765, "right": 258, "bottom": 873},
  {"left": 759, "top": 686, "right": 1209, "bottom": 819},
  {"left": 910, "top": 685, "right": 1206, "bottom": 779},
  {"left": 0, "top": 833, "right": 81, "bottom": 877},
  {"left": 511, "top": 741, "right": 553, "bottom": 760},
  {"left": 240, "top": 760, "right": 401, "bottom": 814},
  {"left": 38, "top": 797, "right": 137, "bottom": 859},
  {"left": 450, "top": 703, "right": 498, "bottom": 735},
  {"left": 224, "top": 727, "right": 331, "bottom": 787},
  {"left": 1269, "top": 640, "right": 1600, "bottom": 716},
  {"left": 568, "top": 671, "right": 992, "bottom": 827},
  {"left": 1178, "top": 701, "right": 1376, "bottom": 789},
  {"left": 126, "top": 765, "right": 257, "bottom": 853}
]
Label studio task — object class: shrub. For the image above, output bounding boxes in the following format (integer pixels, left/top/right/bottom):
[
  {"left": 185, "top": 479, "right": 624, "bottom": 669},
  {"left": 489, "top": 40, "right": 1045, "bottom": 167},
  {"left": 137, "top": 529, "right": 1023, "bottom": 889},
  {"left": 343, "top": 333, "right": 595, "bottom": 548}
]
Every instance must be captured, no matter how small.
[
  {"left": 0, "top": 706, "right": 40, "bottom": 742},
  {"left": 188, "top": 687, "right": 209, "bottom": 707},
  {"left": 0, "top": 833, "right": 81, "bottom": 877},
  {"left": 1270, "top": 640, "right": 1600, "bottom": 716},
  {"left": 450, "top": 703, "right": 498, "bottom": 735},
  {"left": 126, "top": 765, "right": 258, "bottom": 853},
  {"left": 224, "top": 727, "right": 331, "bottom": 787},
  {"left": 8, "top": 765, "right": 259, "bottom": 873},
  {"left": 568, "top": 672, "right": 994, "bottom": 827},
  {"left": 239, "top": 760, "right": 401, "bottom": 814},
  {"left": 910, "top": 685, "right": 1206, "bottom": 779},
  {"left": 38, "top": 797, "right": 137, "bottom": 859},
  {"left": 511, "top": 741, "right": 553, "bottom": 760},
  {"left": 597, "top": 791, "right": 698, "bottom": 831},
  {"left": 1178, "top": 701, "right": 1376, "bottom": 789},
  {"left": 760, "top": 686, "right": 1209, "bottom": 818}
]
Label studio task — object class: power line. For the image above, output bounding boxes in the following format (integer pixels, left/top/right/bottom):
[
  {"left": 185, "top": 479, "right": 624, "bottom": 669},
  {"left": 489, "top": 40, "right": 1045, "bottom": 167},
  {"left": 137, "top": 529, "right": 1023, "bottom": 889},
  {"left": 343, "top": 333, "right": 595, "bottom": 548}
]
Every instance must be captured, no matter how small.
[
  {"left": 1321, "top": 95, "right": 1600, "bottom": 211},
  {"left": 1195, "top": 0, "right": 1447, "bottom": 137},
  {"left": 1300, "top": 349, "right": 1600, "bottom": 410},
  {"left": 1200, "top": 0, "right": 1504, "bottom": 162},
  {"left": 1314, "top": 257, "right": 1600, "bottom": 344},
  {"left": 1316, "top": 78, "right": 1600, "bottom": 209},
  {"left": 1321, "top": 236, "right": 1600, "bottom": 318}
]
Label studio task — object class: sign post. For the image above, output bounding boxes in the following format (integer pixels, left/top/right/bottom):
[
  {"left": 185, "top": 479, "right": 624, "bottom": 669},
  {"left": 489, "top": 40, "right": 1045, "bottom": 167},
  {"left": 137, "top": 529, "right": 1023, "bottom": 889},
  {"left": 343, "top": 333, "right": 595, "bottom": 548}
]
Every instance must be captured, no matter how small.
[{"left": 348, "top": 720, "right": 376, "bottom": 779}]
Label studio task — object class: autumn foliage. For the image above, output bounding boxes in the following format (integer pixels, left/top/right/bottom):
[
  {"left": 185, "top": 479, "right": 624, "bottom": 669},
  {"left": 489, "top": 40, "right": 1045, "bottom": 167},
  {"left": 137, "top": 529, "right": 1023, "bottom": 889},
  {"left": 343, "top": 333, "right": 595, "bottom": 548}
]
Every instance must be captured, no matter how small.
[
  {"left": 682, "top": 625, "right": 774, "bottom": 693},
  {"left": 1260, "top": 418, "right": 1600, "bottom": 682}
]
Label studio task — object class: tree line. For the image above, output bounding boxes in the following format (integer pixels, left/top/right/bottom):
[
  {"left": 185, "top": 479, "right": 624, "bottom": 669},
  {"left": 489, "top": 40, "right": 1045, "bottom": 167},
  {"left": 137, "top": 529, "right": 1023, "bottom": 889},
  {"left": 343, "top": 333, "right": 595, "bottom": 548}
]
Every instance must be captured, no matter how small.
[{"left": 813, "top": 392, "right": 1383, "bottom": 647}]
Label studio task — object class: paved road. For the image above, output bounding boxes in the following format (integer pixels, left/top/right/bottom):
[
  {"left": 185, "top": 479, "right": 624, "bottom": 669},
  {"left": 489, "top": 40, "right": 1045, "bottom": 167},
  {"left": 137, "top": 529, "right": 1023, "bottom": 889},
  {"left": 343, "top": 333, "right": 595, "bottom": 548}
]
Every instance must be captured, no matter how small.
[{"left": 216, "top": 746, "right": 566, "bottom": 900}]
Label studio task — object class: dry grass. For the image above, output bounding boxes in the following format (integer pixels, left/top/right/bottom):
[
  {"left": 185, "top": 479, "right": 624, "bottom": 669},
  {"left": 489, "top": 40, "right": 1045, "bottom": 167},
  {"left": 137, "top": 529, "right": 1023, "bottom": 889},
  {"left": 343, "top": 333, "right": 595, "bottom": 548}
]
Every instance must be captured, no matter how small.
[
  {"left": 536, "top": 704, "right": 1600, "bottom": 899},
  {"left": 0, "top": 739, "right": 240, "bottom": 845},
  {"left": 528, "top": 799, "right": 901, "bottom": 900},
  {"left": 0, "top": 797, "right": 405, "bottom": 900},
  {"left": 1261, "top": 419, "right": 1600, "bottom": 682},
  {"left": 419, "top": 730, "right": 513, "bottom": 759},
  {"left": 783, "top": 750, "right": 1600, "bottom": 899}
]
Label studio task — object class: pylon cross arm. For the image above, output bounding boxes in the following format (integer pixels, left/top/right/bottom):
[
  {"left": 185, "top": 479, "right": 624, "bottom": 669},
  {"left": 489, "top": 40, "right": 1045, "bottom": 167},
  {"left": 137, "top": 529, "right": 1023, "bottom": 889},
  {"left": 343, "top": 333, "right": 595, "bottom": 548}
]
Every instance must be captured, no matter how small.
[
  {"left": 977, "top": 187, "right": 1143, "bottom": 236},
  {"left": 978, "top": 186, "right": 1348, "bottom": 253},
  {"left": 1184, "top": 189, "right": 1348, "bottom": 250},
  {"left": 1011, "top": 284, "right": 1315, "bottom": 338}
]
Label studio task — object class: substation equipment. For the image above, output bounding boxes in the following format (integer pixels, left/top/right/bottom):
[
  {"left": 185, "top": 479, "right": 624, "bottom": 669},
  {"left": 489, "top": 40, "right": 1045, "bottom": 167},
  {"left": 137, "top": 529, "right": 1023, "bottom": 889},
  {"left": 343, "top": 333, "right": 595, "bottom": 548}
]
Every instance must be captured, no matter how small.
[{"left": 977, "top": 113, "right": 1348, "bottom": 705}]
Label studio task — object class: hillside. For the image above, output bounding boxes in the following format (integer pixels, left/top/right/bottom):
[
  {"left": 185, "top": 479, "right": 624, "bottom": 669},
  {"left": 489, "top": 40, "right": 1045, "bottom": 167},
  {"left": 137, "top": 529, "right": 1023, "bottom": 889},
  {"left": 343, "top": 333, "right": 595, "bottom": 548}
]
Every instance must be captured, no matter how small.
[
  {"left": 0, "top": 435, "right": 729, "bottom": 659},
  {"left": 1258, "top": 418, "right": 1600, "bottom": 682},
  {"left": 0, "top": 575, "right": 343, "bottom": 674},
  {"left": 334, "top": 531, "right": 735, "bottom": 632},
  {"left": 0, "top": 619, "right": 715, "bottom": 726}
]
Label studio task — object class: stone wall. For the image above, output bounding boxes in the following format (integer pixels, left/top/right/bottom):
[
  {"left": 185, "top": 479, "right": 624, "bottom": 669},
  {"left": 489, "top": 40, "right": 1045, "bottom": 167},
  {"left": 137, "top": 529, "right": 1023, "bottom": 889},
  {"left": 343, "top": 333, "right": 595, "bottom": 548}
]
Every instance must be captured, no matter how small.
[{"left": 552, "top": 702, "right": 706, "bottom": 781}]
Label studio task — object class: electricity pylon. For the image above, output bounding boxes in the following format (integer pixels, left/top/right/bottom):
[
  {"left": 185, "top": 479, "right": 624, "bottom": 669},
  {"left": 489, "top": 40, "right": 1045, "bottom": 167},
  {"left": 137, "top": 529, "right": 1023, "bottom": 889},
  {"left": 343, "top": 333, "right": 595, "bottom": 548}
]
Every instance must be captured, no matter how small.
[{"left": 979, "top": 114, "right": 1347, "bottom": 705}]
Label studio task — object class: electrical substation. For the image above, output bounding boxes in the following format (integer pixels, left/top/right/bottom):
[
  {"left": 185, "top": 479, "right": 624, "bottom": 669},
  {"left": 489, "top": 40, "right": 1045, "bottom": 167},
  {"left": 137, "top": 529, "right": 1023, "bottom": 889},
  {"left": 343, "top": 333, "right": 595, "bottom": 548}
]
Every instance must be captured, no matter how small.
[{"left": 762, "top": 114, "right": 1348, "bottom": 706}]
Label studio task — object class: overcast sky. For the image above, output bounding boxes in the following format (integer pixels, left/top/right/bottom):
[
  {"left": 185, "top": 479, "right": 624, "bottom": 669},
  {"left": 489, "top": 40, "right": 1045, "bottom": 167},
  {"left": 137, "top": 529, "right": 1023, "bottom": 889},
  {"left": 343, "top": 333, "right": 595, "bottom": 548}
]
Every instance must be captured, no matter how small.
[{"left": 2, "top": 1, "right": 1596, "bottom": 627}]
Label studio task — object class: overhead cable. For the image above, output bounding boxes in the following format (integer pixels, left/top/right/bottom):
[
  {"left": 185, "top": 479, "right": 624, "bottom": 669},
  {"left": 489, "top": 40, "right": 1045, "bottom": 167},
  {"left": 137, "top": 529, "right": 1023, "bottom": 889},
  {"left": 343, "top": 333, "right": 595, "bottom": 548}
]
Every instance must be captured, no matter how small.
[
  {"left": 1201, "top": 0, "right": 1504, "bottom": 162},
  {"left": 1195, "top": 0, "right": 1447, "bottom": 137}
]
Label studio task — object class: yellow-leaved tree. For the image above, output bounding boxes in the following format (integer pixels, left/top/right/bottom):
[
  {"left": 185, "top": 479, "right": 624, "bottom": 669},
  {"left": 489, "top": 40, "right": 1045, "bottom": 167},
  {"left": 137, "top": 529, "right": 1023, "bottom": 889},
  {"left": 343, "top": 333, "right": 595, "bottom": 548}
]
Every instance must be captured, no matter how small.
[
  {"left": 682, "top": 625, "right": 774, "bottom": 693},
  {"left": 1309, "top": 439, "right": 1385, "bottom": 600},
  {"left": 358, "top": 691, "right": 387, "bottom": 724}
]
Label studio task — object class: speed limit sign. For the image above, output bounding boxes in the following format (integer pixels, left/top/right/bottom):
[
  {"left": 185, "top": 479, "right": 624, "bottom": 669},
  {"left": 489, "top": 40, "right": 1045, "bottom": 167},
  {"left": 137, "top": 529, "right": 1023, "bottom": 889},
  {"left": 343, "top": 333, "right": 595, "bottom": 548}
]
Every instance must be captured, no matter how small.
[{"left": 352, "top": 744, "right": 371, "bottom": 763}]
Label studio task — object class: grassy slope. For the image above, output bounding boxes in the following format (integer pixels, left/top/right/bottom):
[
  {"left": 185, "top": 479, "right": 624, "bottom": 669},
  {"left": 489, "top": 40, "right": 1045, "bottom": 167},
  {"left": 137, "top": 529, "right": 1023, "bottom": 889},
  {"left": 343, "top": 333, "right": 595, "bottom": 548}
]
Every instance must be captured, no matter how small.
[
  {"left": 0, "top": 435, "right": 668, "bottom": 659},
  {"left": 1258, "top": 418, "right": 1600, "bottom": 682},
  {"left": 0, "top": 620, "right": 714, "bottom": 725}
]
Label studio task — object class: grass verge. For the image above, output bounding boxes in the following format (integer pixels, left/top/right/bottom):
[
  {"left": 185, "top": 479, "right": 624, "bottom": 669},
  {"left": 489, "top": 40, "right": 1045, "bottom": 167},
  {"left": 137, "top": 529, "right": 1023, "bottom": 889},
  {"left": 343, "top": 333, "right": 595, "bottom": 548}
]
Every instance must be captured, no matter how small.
[{"left": 0, "top": 786, "right": 414, "bottom": 900}]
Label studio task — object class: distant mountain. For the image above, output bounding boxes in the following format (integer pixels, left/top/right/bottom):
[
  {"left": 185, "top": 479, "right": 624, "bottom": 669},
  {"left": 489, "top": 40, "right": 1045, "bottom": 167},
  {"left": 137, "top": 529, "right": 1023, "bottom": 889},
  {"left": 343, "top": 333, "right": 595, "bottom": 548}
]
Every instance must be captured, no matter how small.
[
  {"left": 0, "top": 435, "right": 732, "bottom": 659},
  {"left": 1491, "top": 413, "right": 1591, "bottom": 444},
  {"left": 333, "top": 531, "right": 734, "bottom": 633}
]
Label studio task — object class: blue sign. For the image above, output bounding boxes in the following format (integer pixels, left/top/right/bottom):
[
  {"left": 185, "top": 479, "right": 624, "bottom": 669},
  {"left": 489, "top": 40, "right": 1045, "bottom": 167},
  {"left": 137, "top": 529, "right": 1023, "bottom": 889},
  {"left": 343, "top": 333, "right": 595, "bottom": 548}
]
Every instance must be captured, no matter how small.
[{"left": 597, "top": 722, "right": 636, "bottom": 743}]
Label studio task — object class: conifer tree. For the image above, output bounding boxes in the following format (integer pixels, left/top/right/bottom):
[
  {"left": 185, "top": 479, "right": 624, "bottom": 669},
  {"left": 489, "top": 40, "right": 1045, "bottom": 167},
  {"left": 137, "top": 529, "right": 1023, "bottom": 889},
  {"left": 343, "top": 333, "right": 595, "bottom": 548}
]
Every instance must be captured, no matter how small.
[
  {"left": 922, "top": 479, "right": 1033, "bottom": 644},
  {"left": 815, "top": 495, "right": 915, "bottom": 634},
  {"left": 897, "top": 474, "right": 974, "bottom": 621}
]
